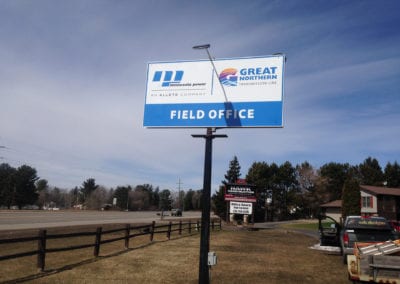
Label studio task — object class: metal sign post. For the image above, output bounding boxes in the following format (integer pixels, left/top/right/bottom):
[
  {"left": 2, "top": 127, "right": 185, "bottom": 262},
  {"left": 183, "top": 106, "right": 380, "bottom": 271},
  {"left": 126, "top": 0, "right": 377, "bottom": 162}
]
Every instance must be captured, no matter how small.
[
  {"left": 192, "top": 128, "right": 227, "bottom": 284},
  {"left": 143, "top": 44, "right": 285, "bottom": 284}
]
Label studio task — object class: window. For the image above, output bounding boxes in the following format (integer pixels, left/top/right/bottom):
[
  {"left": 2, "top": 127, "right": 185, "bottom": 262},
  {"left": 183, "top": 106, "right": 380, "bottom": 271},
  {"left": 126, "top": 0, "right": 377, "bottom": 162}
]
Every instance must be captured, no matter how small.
[{"left": 362, "top": 196, "right": 373, "bottom": 208}]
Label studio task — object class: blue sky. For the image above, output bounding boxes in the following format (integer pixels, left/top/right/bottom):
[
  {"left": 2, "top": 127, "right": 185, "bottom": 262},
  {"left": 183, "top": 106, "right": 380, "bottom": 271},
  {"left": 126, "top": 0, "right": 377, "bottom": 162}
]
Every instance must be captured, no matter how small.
[{"left": 0, "top": 0, "right": 399, "bottom": 192}]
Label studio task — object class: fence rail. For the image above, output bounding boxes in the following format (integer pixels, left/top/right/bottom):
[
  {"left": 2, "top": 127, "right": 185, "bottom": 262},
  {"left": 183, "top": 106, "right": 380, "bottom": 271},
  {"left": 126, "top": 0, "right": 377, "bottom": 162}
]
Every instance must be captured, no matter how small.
[{"left": 0, "top": 218, "right": 221, "bottom": 271}]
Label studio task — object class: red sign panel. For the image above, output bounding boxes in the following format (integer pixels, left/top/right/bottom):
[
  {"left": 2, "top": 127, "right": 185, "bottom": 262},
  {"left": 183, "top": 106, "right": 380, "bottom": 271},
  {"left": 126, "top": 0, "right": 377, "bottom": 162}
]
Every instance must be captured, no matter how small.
[{"left": 224, "top": 183, "right": 257, "bottom": 203}]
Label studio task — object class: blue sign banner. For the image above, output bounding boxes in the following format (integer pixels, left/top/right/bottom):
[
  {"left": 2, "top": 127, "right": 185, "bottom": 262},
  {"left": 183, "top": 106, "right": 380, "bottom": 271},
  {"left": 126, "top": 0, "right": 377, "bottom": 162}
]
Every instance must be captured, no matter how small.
[{"left": 143, "top": 101, "right": 282, "bottom": 127}]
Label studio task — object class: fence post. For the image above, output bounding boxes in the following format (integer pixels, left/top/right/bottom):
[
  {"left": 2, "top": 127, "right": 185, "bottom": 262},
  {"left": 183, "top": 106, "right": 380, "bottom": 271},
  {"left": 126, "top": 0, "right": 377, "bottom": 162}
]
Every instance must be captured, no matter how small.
[
  {"left": 219, "top": 218, "right": 222, "bottom": 230},
  {"left": 167, "top": 221, "right": 172, "bottom": 240},
  {"left": 197, "top": 220, "right": 200, "bottom": 232},
  {"left": 94, "top": 227, "right": 102, "bottom": 257},
  {"left": 125, "top": 224, "right": 130, "bottom": 249},
  {"left": 179, "top": 220, "right": 182, "bottom": 235},
  {"left": 37, "top": 229, "right": 47, "bottom": 272},
  {"left": 211, "top": 219, "right": 215, "bottom": 231},
  {"left": 188, "top": 220, "right": 192, "bottom": 234},
  {"left": 150, "top": 221, "right": 155, "bottom": 242}
]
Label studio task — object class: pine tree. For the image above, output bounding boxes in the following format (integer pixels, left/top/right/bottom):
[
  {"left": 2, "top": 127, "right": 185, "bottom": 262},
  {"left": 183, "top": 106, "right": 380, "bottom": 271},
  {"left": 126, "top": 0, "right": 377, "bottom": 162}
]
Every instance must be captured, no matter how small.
[
  {"left": 80, "top": 178, "right": 99, "bottom": 203},
  {"left": 212, "top": 156, "right": 242, "bottom": 221},
  {"left": 212, "top": 186, "right": 227, "bottom": 219},
  {"left": 384, "top": 161, "right": 400, "bottom": 187},
  {"left": 222, "top": 156, "right": 241, "bottom": 185},
  {"left": 341, "top": 177, "right": 361, "bottom": 219},
  {"left": 358, "top": 157, "right": 384, "bottom": 186}
]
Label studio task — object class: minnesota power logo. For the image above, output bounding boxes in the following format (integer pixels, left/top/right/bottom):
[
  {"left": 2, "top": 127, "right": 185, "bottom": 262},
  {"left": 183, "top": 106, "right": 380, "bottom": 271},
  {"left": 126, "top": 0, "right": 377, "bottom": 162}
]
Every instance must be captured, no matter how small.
[
  {"left": 152, "top": 70, "right": 184, "bottom": 87},
  {"left": 219, "top": 68, "right": 238, "bottom": 86}
]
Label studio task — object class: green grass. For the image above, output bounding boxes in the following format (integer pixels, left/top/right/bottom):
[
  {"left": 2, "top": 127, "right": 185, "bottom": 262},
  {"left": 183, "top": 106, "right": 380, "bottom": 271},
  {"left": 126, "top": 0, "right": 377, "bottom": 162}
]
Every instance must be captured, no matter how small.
[{"left": 282, "top": 221, "right": 335, "bottom": 230}]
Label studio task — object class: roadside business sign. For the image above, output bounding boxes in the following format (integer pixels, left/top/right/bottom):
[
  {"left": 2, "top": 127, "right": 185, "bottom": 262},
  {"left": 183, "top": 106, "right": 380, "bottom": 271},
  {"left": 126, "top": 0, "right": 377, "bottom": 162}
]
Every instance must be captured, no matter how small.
[
  {"left": 224, "top": 183, "right": 257, "bottom": 203},
  {"left": 144, "top": 55, "right": 285, "bottom": 128},
  {"left": 229, "top": 201, "right": 253, "bottom": 215}
]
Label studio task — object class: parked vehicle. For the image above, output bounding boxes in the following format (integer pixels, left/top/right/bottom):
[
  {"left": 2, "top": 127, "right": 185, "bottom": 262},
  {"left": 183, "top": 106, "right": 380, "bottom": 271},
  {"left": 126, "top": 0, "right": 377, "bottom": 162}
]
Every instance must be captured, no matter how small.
[
  {"left": 389, "top": 220, "right": 400, "bottom": 232},
  {"left": 101, "top": 204, "right": 112, "bottom": 211},
  {"left": 340, "top": 216, "right": 398, "bottom": 264},
  {"left": 318, "top": 214, "right": 341, "bottom": 247},
  {"left": 171, "top": 208, "right": 182, "bottom": 216}
]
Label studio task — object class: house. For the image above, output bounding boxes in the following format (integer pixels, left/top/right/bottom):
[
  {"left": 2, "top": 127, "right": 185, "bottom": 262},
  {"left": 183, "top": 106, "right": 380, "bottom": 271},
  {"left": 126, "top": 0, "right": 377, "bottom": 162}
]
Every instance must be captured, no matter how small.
[
  {"left": 360, "top": 185, "right": 400, "bottom": 220},
  {"left": 320, "top": 185, "right": 400, "bottom": 222},
  {"left": 320, "top": 200, "right": 342, "bottom": 222}
]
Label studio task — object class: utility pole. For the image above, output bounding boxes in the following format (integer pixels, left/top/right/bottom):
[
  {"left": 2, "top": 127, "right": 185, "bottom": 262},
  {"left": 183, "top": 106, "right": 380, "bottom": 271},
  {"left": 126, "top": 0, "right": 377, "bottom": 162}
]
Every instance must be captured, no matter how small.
[
  {"left": 177, "top": 178, "right": 183, "bottom": 209},
  {"left": 126, "top": 187, "right": 130, "bottom": 211}
]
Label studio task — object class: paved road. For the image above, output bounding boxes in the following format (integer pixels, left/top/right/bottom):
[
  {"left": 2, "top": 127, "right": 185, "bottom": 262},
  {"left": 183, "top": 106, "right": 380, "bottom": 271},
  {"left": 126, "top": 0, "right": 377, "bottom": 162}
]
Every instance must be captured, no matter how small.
[
  {"left": 0, "top": 210, "right": 320, "bottom": 241},
  {"left": 0, "top": 210, "right": 203, "bottom": 231}
]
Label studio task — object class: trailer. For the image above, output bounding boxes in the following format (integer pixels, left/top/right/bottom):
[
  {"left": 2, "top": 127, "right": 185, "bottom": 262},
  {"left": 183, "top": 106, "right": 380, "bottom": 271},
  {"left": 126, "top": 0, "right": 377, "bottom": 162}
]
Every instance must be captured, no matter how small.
[{"left": 347, "top": 240, "right": 400, "bottom": 283}]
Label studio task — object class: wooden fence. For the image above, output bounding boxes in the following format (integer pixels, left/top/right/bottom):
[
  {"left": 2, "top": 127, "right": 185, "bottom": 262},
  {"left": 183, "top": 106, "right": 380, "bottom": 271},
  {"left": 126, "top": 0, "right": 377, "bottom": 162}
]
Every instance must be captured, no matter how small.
[{"left": 0, "top": 218, "right": 221, "bottom": 271}]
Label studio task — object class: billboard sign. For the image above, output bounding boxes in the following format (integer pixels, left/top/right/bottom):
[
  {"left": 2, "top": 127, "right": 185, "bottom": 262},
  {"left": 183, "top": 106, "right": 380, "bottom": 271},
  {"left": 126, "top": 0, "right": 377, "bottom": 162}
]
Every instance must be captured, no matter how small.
[
  {"left": 224, "top": 183, "right": 257, "bottom": 203},
  {"left": 144, "top": 55, "right": 284, "bottom": 128},
  {"left": 229, "top": 201, "right": 253, "bottom": 215}
]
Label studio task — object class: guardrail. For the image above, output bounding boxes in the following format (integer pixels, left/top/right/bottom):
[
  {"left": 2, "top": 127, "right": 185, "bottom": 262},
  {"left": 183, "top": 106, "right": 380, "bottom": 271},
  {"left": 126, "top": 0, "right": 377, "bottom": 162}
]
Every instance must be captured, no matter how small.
[{"left": 0, "top": 218, "right": 221, "bottom": 271}]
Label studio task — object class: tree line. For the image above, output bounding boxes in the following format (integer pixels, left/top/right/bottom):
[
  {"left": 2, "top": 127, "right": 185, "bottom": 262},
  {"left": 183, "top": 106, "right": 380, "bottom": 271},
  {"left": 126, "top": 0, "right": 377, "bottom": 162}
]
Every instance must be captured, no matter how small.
[
  {"left": 1, "top": 156, "right": 400, "bottom": 220},
  {"left": 0, "top": 163, "right": 203, "bottom": 211},
  {"left": 212, "top": 156, "right": 400, "bottom": 222}
]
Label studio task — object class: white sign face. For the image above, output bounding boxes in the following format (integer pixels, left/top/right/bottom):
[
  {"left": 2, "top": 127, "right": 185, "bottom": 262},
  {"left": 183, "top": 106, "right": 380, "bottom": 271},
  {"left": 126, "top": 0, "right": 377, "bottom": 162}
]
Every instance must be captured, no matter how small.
[
  {"left": 144, "top": 55, "right": 284, "bottom": 128},
  {"left": 229, "top": 201, "right": 253, "bottom": 215}
]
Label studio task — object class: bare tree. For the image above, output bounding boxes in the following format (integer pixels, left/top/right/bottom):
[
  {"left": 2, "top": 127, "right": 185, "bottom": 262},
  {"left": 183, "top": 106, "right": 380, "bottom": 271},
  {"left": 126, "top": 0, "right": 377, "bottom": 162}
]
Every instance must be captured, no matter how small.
[{"left": 86, "top": 186, "right": 109, "bottom": 210}]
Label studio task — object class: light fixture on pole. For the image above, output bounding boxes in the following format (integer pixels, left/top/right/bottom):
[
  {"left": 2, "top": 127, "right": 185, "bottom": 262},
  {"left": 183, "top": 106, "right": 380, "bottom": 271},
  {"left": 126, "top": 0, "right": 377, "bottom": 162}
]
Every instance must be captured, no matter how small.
[{"left": 192, "top": 44, "right": 229, "bottom": 103}]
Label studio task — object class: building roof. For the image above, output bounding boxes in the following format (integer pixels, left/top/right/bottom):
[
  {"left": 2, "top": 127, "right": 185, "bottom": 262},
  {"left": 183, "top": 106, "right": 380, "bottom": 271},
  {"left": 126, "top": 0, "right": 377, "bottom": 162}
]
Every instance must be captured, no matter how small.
[
  {"left": 360, "top": 185, "right": 400, "bottom": 197},
  {"left": 320, "top": 200, "right": 342, "bottom": 208},
  {"left": 320, "top": 186, "right": 400, "bottom": 209}
]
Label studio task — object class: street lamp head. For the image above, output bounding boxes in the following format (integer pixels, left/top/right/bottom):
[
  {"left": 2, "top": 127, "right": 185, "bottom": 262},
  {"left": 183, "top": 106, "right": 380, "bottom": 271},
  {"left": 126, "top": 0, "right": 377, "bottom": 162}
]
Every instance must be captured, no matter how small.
[
  {"left": 192, "top": 44, "right": 210, "bottom": 50},
  {"left": 273, "top": 52, "right": 287, "bottom": 62}
]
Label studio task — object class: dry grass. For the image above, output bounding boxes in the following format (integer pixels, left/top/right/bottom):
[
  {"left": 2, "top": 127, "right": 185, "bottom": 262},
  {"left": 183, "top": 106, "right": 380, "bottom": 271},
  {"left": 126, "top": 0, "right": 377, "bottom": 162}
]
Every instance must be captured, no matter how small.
[{"left": 0, "top": 227, "right": 348, "bottom": 284}]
